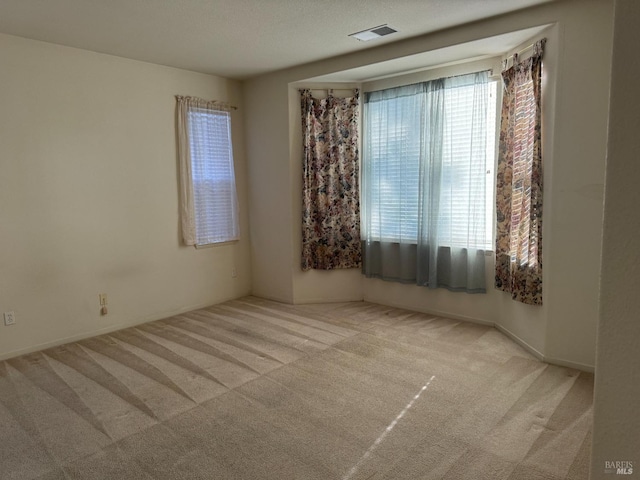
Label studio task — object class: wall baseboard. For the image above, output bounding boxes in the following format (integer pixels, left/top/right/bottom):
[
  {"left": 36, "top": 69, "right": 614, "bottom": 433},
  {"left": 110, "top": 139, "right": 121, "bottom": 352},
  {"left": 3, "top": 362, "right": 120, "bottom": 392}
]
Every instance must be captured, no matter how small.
[
  {"left": 293, "top": 296, "right": 365, "bottom": 305},
  {"left": 494, "top": 324, "right": 594, "bottom": 372},
  {"left": 0, "top": 293, "right": 247, "bottom": 362},
  {"left": 249, "top": 291, "right": 294, "bottom": 304},
  {"left": 494, "top": 323, "right": 545, "bottom": 361},
  {"left": 364, "top": 297, "right": 595, "bottom": 373},
  {"left": 362, "top": 296, "right": 495, "bottom": 327},
  {"left": 308, "top": 295, "right": 595, "bottom": 372},
  {"left": 542, "top": 355, "right": 595, "bottom": 373},
  {"left": 2, "top": 292, "right": 597, "bottom": 373}
]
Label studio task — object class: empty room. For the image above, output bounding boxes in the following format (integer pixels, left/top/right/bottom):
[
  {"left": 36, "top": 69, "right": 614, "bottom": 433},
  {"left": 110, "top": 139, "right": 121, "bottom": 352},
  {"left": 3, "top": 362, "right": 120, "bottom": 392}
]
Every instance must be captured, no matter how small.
[{"left": 0, "top": 0, "right": 638, "bottom": 479}]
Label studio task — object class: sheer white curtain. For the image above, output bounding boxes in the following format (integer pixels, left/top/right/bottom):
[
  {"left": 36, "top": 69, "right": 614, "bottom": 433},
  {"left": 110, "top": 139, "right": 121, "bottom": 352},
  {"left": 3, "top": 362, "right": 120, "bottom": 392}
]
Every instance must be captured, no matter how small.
[{"left": 362, "top": 71, "right": 491, "bottom": 292}]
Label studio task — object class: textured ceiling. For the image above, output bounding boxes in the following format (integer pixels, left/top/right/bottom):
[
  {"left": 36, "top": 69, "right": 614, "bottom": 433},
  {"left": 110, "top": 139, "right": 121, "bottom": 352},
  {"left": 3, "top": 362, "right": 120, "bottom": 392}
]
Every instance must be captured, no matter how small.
[
  {"left": 0, "top": 0, "right": 555, "bottom": 79},
  {"left": 307, "top": 25, "right": 551, "bottom": 83}
]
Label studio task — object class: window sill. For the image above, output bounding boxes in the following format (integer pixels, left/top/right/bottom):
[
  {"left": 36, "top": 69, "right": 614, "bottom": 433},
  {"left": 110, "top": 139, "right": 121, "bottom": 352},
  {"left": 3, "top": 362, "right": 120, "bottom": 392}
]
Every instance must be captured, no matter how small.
[{"left": 194, "top": 239, "right": 239, "bottom": 249}]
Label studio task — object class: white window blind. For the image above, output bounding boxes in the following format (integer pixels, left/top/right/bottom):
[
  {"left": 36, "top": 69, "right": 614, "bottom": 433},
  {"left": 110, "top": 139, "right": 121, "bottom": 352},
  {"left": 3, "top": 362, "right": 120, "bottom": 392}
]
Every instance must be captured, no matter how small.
[
  {"left": 364, "top": 86, "right": 423, "bottom": 243},
  {"left": 187, "top": 107, "right": 239, "bottom": 245},
  {"left": 438, "top": 78, "right": 497, "bottom": 249},
  {"left": 363, "top": 77, "right": 496, "bottom": 250}
]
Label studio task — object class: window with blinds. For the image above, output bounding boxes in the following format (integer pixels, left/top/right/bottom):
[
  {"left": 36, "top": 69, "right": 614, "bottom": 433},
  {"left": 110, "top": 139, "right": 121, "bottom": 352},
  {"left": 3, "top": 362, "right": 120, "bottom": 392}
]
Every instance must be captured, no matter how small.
[
  {"left": 363, "top": 77, "right": 497, "bottom": 250},
  {"left": 187, "top": 107, "right": 239, "bottom": 245},
  {"left": 439, "top": 79, "right": 497, "bottom": 249}
]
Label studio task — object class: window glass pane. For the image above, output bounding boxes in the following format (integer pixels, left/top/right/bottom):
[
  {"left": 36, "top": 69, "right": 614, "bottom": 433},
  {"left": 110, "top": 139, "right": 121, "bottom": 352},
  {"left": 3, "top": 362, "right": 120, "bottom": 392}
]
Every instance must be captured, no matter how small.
[
  {"left": 363, "top": 77, "right": 496, "bottom": 250},
  {"left": 187, "top": 108, "right": 239, "bottom": 245},
  {"left": 366, "top": 92, "right": 422, "bottom": 242}
]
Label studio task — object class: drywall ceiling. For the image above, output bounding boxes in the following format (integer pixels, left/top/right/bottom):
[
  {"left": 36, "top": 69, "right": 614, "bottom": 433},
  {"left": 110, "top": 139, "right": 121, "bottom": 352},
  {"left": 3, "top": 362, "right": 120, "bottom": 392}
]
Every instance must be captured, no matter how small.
[
  {"left": 0, "top": 0, "right": 555, "bottom": 79},
  {"left": 306, "top": 25, "right": 551, "bottom": 83}
]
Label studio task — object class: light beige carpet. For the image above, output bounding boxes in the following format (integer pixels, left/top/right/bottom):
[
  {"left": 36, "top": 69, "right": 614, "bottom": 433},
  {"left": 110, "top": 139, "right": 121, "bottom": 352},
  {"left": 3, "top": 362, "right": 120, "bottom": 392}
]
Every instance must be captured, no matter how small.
[{"left": 0, "top": 297, "right": 592, "bottom": 479}]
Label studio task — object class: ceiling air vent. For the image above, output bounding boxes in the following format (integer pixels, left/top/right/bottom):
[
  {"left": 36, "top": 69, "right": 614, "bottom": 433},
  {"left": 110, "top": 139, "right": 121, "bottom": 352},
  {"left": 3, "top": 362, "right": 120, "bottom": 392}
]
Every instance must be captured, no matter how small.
[{"left": 349, "top": 24, "right": 398, "bottom": 42}]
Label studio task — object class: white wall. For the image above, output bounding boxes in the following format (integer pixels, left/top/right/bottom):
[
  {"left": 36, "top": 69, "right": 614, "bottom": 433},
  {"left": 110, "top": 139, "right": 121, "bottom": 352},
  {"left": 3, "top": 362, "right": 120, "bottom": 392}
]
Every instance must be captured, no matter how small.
[
  {"left": 243, "top": 0, "right": 614, "bottom": 369},
  {"left": 591, "top": 0, "right": 640, "bottom": 476},
  {"left": 541, "top": 0, "right": 613, "bottom": 370},
  {"left": 0, "top": 33, "right": 251, "bottom": 360},
  {"left": 243, "top": 74, "right": 294, "bottom": 303}
]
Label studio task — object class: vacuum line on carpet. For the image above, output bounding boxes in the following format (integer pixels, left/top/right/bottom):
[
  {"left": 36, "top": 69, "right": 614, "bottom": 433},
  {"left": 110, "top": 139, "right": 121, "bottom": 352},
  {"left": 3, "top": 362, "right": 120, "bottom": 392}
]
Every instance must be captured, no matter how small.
[{"left": 342, "top": 375, "right": 436, "bottom": 480}]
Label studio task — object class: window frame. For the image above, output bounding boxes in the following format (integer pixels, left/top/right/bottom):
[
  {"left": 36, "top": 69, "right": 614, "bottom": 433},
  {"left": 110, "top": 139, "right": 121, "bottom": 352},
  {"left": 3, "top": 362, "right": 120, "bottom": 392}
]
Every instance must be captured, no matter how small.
[{"left": 176, "top": 96, "right": 240, "bottom": 248}]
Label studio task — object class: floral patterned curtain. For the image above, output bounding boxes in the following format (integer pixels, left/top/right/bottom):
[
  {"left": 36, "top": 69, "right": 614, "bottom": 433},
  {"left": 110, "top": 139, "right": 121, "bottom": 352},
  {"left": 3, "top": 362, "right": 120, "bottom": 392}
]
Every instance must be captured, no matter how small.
[
  {"left": 495, "top": 39, "right": 545, "bottom": 305},
  {"left": 300, "top": 89, "right": 361, "bottom": 271}
]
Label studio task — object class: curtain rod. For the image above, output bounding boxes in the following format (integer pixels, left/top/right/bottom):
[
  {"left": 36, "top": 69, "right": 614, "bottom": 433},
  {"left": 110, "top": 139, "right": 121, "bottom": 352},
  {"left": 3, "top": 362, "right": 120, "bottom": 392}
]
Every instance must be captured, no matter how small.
[
  {"left": 299, "top": 88, "right": 359, "bottom": 94},
  {"left": 509, "top": 38, "right": 546, "bottom": 61},
  {"left": 514, "top": 42, "right": 536, "bottom": 57},
  {"left": 502, "top": 38, "right": 546, "bottom": 71},
  {"left": 175, "top": 95, "right": 238, "bottom": 110}
]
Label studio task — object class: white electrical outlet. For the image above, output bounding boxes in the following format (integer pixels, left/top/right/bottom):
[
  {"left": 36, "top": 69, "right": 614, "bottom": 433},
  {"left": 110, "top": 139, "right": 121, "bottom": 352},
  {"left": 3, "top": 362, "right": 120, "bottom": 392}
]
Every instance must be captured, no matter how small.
[
  {"left": 4, "top": 311, "right": 16, "bottom": 326},
  {"left": 231, "top": 267, "right": 237, "bottom": 278},
  {"left": 98, "top": 294, "right": 108, "bottom": 316}
]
